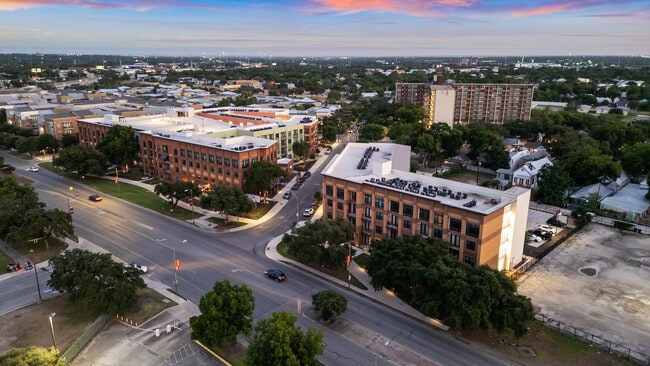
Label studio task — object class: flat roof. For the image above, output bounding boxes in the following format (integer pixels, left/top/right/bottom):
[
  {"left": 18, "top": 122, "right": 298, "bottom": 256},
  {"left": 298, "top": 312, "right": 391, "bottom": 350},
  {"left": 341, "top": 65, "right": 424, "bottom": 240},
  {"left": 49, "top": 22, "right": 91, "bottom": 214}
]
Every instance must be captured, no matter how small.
[{"left": 322, "top": 143, "right": 529, "bottom": 215}]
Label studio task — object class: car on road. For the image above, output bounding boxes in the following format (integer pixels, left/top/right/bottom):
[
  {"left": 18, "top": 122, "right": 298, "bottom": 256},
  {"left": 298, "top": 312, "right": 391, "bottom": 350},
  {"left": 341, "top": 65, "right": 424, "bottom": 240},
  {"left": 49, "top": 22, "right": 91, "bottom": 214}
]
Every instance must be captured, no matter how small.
[
  {"left": 303, "top": 171, "right": 311, "bottom": 179},
  {"left": 546, "top": 216, "right": 567, "bottom": 228},
  {"left": 303, "top": 207, "right": 314, "bottom": 217},
  {"left": 124, "top": 263, "right": 148, "bottom": 273},
  {"left": 28, "top": 166, "right": 39, "bottom": 172},
  {"left": 291, "top": 183, "right": 300, "bottom": 190},
  {"left": 283, "top": 191, "right": 292, "bottom": 199},
  {"left": 89, "top": 194, "right": 103, "bottom": 202},
  {"left": 264, "top": 269, "right": 286, "bottom": 282}
]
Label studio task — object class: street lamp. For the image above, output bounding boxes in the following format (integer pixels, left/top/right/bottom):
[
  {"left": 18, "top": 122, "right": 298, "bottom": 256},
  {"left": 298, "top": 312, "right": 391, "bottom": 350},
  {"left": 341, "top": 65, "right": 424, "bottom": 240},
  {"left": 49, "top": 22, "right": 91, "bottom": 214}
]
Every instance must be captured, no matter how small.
[
  {"left": 292, "top": 193, "right": 300, "bottom": 228},
  {"left": 173, "top": 239, "right": 187, "bottom": 293},
  {"left": 476, "top": 161, "right": 481, "bottom": 185},
  {"left": 48, "top": 312, "right": 56, "bottom": 349}
]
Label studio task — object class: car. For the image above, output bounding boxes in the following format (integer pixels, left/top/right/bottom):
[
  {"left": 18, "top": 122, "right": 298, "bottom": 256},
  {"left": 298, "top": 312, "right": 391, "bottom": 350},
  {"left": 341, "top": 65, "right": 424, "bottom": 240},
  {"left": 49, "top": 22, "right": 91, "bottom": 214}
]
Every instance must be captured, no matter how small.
[
  {"left": 124, "top": 263, "right": 148, "bottom": 273},
  {"left": 303, "top": 207, "right": 314, "bottom": 217},
  {"left": 538, "top": 224, "right": 557, "bottom": 234},
  {"left": 291, "top": 183, "right": 300, "bottom": 190},
  {"left": 309, "top": 201, "right": 317, "bottom": 209},
  {"left": 89, "top": 194, "right": 103, "bottom": 202},
  {"left": 532, "top": 229, "right": 552, "bottom": 240},
  {"left": 283, "top": 191, "right": 292, "bottom": 199},
  {"left": 529, "top": 234, "right": 543, "bottom": 243},
  {"left": 264, "top": 269, "right": 286, "bottom": 282},
  {"left": 546, "top": 217, "right": 567, "bottom": 228},
  {"left": 303, "top": 171, "right": 311, "bottom": 179},
  {"left": 28, "top": 166, "right": 39, "bottom": 172}
]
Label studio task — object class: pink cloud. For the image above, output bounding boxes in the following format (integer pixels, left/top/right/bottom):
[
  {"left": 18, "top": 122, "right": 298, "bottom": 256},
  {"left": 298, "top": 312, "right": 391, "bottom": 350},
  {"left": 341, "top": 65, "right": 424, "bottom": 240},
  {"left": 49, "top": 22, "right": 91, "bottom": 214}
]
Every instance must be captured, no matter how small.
[
  {"left": 0, "top": 0, "right": 215, "bottom": 11},
  {"left": 308, "top": 0, "right": 479, "bottom": 17}
]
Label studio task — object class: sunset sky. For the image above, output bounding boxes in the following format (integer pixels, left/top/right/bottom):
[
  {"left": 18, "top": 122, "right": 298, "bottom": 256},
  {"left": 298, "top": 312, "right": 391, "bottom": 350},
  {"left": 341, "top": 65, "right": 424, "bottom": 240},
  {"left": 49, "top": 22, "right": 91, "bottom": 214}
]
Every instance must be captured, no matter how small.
[{"left": 1, "top": 0, "right": 649, "bottom": 57}]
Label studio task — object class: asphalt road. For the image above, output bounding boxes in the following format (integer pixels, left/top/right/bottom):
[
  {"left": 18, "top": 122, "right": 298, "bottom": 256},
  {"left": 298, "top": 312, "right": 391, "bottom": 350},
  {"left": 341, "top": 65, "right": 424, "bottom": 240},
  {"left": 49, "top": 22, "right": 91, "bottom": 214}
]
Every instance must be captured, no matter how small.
[{"left": 1, "top": 149, "right": 517, "bottom": 366}]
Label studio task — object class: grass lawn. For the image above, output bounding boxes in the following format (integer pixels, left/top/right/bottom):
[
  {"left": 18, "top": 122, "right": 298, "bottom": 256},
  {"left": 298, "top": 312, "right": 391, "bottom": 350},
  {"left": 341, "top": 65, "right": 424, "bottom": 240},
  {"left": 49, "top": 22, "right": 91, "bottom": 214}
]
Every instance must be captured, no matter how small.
[
  {"left": 40, "top": 163, "right": 197, "bottom": 221},
  {"left": 120, "top": 287, "right": 178, "bottom": 326},
  {"left": 12, "top": 236, "right": 69, "bottom": 264},
  {"left": 207, "top": 217, "right": 247, "bottom": 230}
]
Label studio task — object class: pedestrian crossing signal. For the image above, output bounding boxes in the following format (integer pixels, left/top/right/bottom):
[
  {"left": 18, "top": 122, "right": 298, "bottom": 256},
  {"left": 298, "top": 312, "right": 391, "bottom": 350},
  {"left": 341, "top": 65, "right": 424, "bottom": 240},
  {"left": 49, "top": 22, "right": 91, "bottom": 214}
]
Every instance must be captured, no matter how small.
[{"left": 175, "top": 259, "right": 180, "bottom": 270}]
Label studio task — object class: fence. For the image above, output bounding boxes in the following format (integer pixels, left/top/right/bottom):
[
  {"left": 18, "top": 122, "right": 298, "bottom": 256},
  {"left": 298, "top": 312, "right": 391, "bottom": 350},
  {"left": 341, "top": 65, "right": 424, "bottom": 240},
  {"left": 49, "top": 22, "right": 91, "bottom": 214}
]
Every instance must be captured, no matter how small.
[
  {"left": 536, "top": 314, "right": 649, "bottom": 365},
  {"left": 61, "top": 314, "right": 111, "bottom": 362}
]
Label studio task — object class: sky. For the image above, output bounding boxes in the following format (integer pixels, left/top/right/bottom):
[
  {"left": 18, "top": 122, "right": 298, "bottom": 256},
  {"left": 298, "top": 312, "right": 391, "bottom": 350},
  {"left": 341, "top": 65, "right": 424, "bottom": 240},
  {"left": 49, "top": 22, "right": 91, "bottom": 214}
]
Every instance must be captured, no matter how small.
[{"left": 1, "top": 0, "right": 649, "bottom": 57}]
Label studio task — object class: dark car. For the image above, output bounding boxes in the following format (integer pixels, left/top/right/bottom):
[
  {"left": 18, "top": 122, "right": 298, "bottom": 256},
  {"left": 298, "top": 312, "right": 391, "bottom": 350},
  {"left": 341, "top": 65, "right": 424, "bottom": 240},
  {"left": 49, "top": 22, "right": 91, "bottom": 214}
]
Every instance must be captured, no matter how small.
[
  {"left": 546, "top": 217, "right": 567, "bottom": 228},
  {"left": 303, "top": 171, "right": 311, "bottom": 179},
  {"left": 264, "top": 269, "right": 286, "bottom": 282},
  {"left": 291, "top": 183, "right": 300, "bottom": 190},
  {"left": 532, "top": 229, "right": 552, "bottom": 240},
  {"left": 89, "top": 194, "right": 103, "bottom": 202}
]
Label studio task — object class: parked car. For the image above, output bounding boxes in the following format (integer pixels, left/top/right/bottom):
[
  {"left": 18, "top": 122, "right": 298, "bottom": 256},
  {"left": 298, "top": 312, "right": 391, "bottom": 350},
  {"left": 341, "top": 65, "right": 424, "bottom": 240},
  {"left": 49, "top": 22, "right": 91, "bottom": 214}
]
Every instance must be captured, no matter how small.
[
  {"left": 546, "top": 216, "right": 567, "bottom": 228},
  {"left": 529, "top": 234, "right": 543, "bottom": 243},
  {"left": 89, "top": 194, "right": 103, "bottom": 202},
  {"left": 538, "top": 224, "right": 557, "bottom": 234},
  {"left": 303, "top": 207, "right": 314, "bottom": 217},
  {"left": 125, "top": 263, "right": 148, "bottom": 273},
  {"left": 28, "top": 166, "right": 39, "bottom": 172},
  {"left": 283, "top": 191, "right": 292, "bottom": 199},
  {"left": 291, "top": 183, "right": 300, "bottom": 191},
  {"left": 532, "top": 229, "right": 552, "bottom": 240},
  {"left": 303, "top": 171, "right": 311, "bottom": 179},
  {"left": 264, "top": 269, "right": 286, "bottom": 282}
]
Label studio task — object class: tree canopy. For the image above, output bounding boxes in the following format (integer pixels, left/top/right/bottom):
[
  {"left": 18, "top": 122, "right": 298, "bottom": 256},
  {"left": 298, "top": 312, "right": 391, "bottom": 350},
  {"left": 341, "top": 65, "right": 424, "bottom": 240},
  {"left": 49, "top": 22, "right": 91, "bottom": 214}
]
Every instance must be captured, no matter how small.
[
  {"left": 366, "top": 236, "right": 534, "bottom": 338},
  {"left": 52, "top": 144, "right": 106, "bottom": 176},
  {"left": 0, "top": 346, "right": 66, "bottom": 366},
  {"left": 312, "top": 290, "right": 347, "bottom": 322},
  {"left": 190, "top": 280, "right": 255, "bottom": 347},
  {"left": 292, "top": 140, "right": 311, "bottom": 159},
  {"left": 245, "top": 311, "right": 324, "bottom": 366},
  {"left": 200, "top": 183, "right": 253, "bottom": 221},
  {"left": 96, "top": 125, "right": 140, "bottom": 166},
  {"left": 284, "top": 218, "right": 355, "bottom": 269},
  {"left": 154, "top": 180, "right": 199, "bottom": 211},
  {"left": 48, "top": 249, "right": 145, "bottom": 314},
  {"left": 243, "top": 160, "right": 285, "bottom": 194}
]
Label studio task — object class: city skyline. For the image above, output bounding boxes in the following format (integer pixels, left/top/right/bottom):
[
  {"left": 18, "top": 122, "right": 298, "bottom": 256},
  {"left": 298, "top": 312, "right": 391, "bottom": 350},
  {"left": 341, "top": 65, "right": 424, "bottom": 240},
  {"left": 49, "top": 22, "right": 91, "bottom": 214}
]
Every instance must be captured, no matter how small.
[{"left": 1, "top": 0, "right": 649, "bottom": 57}]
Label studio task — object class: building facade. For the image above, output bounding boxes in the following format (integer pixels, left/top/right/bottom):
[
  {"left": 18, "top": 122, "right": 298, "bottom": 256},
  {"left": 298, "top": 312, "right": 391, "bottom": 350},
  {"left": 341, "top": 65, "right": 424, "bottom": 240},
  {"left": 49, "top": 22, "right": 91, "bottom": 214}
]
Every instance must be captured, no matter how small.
[
  {"left": 395, "top": 82, "right": 534, "bottom": 126},
  {"left": 321, "top": 143, "right": 530, "bottom": 271}
]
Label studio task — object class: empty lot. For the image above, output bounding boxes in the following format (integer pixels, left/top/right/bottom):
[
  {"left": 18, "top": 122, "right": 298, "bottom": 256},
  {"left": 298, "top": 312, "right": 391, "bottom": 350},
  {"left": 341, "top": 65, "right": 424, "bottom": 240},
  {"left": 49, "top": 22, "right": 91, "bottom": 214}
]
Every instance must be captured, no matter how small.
[{"left": 517, "top": 223, "right": 650, "bottom": 361}]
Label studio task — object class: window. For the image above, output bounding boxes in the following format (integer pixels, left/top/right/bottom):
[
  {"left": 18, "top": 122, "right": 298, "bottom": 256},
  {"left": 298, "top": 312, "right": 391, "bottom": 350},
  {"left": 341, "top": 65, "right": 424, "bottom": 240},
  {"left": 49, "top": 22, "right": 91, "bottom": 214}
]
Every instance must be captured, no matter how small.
[
  {"left": 194, "top": 152, "right": 199, "bottom": 160},
  {"left": 390, "top": 200, "right": 399, "bottom": 213},
  {"left": 173, "top": 149, "right": 178, "bottom": 155},
  {"left": 187, "top": 150, "right": 192, "bottom": 157},
  {"left": 434, "top": 212, "right": 444, "bottom": 226},
  {"left": 464, "top": 256, "right": 476, "bottom": 266},
  {"left": 242, "top": 159, "right": 249, "bottom": 168},
  {"left": 350, "top": 192, "right": 356, "bottom": 201},
  {"left": 433, "top": 228, "right": 443, "bottom": 239},
  {"left": 465, "top": 240, "right": 476, "bottom": 251},
  {"left": 375, "top": 211, "right": 383, "bottom": 220},
  {"left": 327, "top": 199, "right": 333, "bottom": 207},
  {"left": 375, "top": 225, "right": 383, "bottom": 234},
  {"left": 364, "top": 194, "right": 372, "bottom": 204},
  {"left": 336, "top": 188, "right": 344, "bottom": 199},
  {"left": 327, "top": 211, "right": 333, "bottom": 219},
  {"left": 224, "top": 158, "right": 230, "bottom": 167},
  {"left": 403, "top": 220, "right": 411, "bottom": 229},
  {"left": 419, "top": 208, "right": 430, "bottom": 221},
  {"left": 449, "top": 234, "right": 460, "bottom": 248},
  {"left": 325, "top": 185, "right": 333, "bottom": 196},
  {"left": 337, "top": 202, "right": 343, "bottom": 210},
  {"left": 449, "top": 218, "right": 462, "bottom": 232},
  {"left": 201, "top": 153, "right": 206, "bottom": 161},
  {"left": 419, "top": 223, "right": 429, "bottom": 237},
  {"left": 189, "top": 161, "right": 193, "bottom": 167},
  {"left": 216, "top": 157, "right": 222, "bottom": 165},
  {"left": 208, "top": 154, "right": 215, "bottom": 163},
  {"left": 466, "top": 223, "right": 480, "bottom": 238},
  {"left": 402, "top": 205, "right": 413, "bottom": 217},
  {"left": 218, "top": 167, "right": 223, "bottom": 174},
  {"left": 180, "top": 149, "right": 185, "bottom": 157},
  {"left": 251, "top": 158, "right": 258, "bottom": 164},
  {"left": 364, "top": 207, "right": 372, "bottom": 218},
  {"left": 375, "top": 197, "right": 384, "bottom": 209}
]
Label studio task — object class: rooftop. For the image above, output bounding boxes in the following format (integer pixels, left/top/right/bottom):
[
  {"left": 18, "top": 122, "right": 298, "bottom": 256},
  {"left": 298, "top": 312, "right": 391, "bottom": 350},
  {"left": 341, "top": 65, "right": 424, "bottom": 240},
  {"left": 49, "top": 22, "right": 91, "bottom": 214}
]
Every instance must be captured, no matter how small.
[{"left": 322, "top": 143, "right": 528, "bottom": 215}]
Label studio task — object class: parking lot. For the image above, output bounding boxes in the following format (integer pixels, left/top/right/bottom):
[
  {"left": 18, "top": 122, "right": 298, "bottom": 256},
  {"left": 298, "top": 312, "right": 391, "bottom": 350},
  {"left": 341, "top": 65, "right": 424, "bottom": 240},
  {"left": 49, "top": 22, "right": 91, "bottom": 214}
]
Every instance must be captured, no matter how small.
[{"left": 517, "top": 223, "right": 650, "bottom": 362}]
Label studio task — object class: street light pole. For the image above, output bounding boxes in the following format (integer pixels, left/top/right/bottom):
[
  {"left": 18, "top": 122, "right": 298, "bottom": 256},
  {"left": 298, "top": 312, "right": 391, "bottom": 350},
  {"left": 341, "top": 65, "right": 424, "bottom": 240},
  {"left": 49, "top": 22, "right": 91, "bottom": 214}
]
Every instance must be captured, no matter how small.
[
  {"left": 184, "top": 189, "right": 195, "bottom": 225},
  {"left": 33, "top": 259, "right": 42, "bottom": 301},
  {"left": 48, "top": 312, "right": 56, "bottom": 349},
  {"left": 173, "top": 239, "right": 187, "bottom": 293},
  {"left": 476, "top": 161, "right": 481, "bottom": 185}
]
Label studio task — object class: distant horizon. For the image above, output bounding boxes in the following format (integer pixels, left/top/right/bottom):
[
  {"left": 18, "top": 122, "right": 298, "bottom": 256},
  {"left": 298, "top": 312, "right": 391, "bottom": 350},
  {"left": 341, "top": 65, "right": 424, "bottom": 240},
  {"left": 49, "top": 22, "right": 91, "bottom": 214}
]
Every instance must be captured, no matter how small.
[{"left": 2, "top": 1, "right": 649, "bottom": 57}]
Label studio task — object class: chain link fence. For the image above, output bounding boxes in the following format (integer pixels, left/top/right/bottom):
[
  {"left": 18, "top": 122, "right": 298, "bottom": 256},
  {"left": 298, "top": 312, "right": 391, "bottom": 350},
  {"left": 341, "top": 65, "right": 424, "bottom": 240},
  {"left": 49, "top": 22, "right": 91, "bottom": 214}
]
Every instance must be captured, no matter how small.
[
  {"left": 537, "top": 314, "right": 649, "bottom": 365},
  {"left": 61, "top": 314, "right": 111, "bottom": 363}
]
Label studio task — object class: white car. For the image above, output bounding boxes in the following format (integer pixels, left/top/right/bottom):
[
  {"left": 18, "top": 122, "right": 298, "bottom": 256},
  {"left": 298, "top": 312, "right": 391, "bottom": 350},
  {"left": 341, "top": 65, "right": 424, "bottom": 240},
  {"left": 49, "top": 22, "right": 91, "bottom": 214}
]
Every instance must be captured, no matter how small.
[
  {"left": 529, "top": 234, "right": 543, "bottom": 243},
  {"left": 28, "top": 166, "right": 39, "bottom": 172},
  {"left": 303, "top": 207, "right": 314, "bottom": 217},
  {"left": 538, "top": 224, "right": 557, "bottom": 235},
  {"left": 125, "top": 263, "right": 148, "bottom": 273}
]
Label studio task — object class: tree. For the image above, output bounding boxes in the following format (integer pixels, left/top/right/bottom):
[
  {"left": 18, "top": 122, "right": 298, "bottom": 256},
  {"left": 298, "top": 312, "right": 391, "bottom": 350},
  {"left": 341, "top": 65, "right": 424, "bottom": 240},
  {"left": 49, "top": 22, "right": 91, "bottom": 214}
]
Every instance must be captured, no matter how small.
[
  {"left": 15, "top": 136, "right": 38, "bottom": 155},
  {"left": 200, "top": 183, "right": 253, "bottom": 221},
  {"left": 571, "top": 206, "right": 593, "bottom": 228},
  {"left": 243, "top": 160, "right": 285, "bottom": 194},
  {"left": 36, "top": 134, "right": 59, "bottom": 152},
  {"left": 52, "top": 144, "right": 106, "bottom": 176},
  {"left": 245, "top": 311, "right": 324, "bottom": 366},
  {"left": 190, "top": 280, "right": 254, "bottom": 347},
  {"left": 96, "top": 125, "right": 140, "bottom": 166},
  {"left": 61, "top": 133, "right": 79, "bottom": 148},
  {"left": 292, "top": 140, "right": 311, "bottom": 160},
  {"left": 312, "top": 290, "right": 347, "bottom": 321},
  {"left": 358, "top": 123, "right": 384, "bottom": 142},
  {"left": 6, "top": 208, "right": 73, "bottom": 250},
  {"left": 621, "top": 142, "right": 650, "bottom": 181},
  {"left": 0, "top": 155, "right": 14, "bottom": 174},
  {"left": 154, "top": 180, "right": 198, "bottom": 211},
  {"left": 0, "top": 346, "right": 66, "bottom": 366},
  {"left": 536, "top": 164, "right": 572, "bottom": 206},
  {"left": 285, "top": 218, "right": 355, "bottom": 269},
  {"left": 485, "top": 145, "right": 510, "bottom": 170},
  {"left": 48, "top": 249, "right": 145, "bottom": 314}
]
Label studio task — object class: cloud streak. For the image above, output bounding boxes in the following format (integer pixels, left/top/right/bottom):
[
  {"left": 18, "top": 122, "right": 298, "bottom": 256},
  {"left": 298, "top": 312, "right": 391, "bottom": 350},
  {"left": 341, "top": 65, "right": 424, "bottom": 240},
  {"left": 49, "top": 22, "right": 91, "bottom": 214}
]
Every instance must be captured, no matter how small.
[{"left": 0, "top": 0, "right": 216, "bottom": 11}]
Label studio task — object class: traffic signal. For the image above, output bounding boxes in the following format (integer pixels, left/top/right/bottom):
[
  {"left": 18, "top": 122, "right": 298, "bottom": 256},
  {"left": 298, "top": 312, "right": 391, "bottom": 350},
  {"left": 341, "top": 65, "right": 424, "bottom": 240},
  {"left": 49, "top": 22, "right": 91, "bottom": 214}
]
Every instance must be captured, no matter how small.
[
  {"left": 346, "top": 255, "right": 350, "bottom": 267},
  {"left": 175, "top": 259, "right": 180, "bottom": 270},
  {"left": 69, "top": 207, "right": 74, "bottom": 214}
]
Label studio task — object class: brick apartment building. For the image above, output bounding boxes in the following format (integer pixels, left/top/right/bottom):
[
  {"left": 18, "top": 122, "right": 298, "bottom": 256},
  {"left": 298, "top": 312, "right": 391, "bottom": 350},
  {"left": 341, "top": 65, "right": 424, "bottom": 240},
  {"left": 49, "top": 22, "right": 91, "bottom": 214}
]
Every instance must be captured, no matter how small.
[
  {"left": 321, "top": 143, "right": 530, "bottom": 271},
  {"left": 395, "top": 82, "right": 534, "bottom": 126}
]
